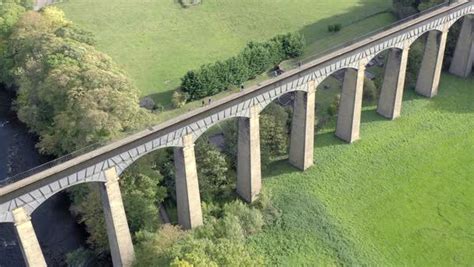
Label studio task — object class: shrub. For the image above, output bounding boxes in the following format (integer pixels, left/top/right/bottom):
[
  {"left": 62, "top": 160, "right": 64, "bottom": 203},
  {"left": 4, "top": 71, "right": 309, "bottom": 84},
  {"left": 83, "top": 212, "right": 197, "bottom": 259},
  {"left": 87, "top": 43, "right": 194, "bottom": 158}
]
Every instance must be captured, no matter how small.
[
  {"left": 328, "top": 24, "right": 335, "bottom": 32},
  {"left": 276, "top": 32, "right": 305, "bottom": 58},
  {"left": 328, "top": 24, "right": 342, "bottom": 33},
  {"left": 251, "top": 190, "right": 282, "bottom": 225},
  {"left": 363, "top": 78, "right": 378, "bottom": 102},
  {"left": 179, "top": 0, "right": 201, "bottom": 8},
  {"left": 328, "top": 94, "right": 341, "bottom": 116},
  {"left": 241, "top": 42, "right": 272, "bottom": 78},
  {"left": 172, "top": 90, "right": 188, "bottom": 108},
  {"left": 405, "top": 41, "right": 424, "bottom": 90},
  {"left": 66, "top": 248, "right": 100, "bottom": 266},
  {"left": 222, "top": 201, "right": 265, "bottom": 236},
  {"left": 139, "top": 97, "right": 156, "bottom": 110},
  {"left": 180, "top": 32, "right": 305, "bottom": 101}
]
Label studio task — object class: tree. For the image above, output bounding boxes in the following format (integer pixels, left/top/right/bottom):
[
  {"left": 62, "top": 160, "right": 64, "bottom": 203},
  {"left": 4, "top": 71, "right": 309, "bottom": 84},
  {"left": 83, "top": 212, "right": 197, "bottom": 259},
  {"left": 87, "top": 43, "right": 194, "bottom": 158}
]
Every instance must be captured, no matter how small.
[
  {"left": 121, "top": 166, "right": 167, "bottom": 232},
  {"left": 405, "top": 41, "right": 424, "bottom": 89},
  {"left": 0, "top": 0, "right": 31, "bottom": 35},
  {"left": 221, "top": 103, "right": 290, "bottom": 170},
  {"left": 195, "top": 138, "right": 231, "bottom": 201},
  {"left": 4, "top": 8, "right": 149, "bottom": 155},
  {"left": 260, "top": 103, "right": 290, "bottom": 168},
  {"left": 241, "top": 42, "right": 271, "bottom": 77},
  {"left": 363, "top": 77, "right": 378, "bottom": 102}
]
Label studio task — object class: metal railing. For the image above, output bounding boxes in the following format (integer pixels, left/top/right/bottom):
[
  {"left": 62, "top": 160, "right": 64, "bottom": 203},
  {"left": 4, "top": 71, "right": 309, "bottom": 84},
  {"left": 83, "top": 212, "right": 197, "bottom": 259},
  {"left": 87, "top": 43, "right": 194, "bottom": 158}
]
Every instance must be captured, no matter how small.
[{"left": 295, "top": 1, "right": 452, "bottom": 66}]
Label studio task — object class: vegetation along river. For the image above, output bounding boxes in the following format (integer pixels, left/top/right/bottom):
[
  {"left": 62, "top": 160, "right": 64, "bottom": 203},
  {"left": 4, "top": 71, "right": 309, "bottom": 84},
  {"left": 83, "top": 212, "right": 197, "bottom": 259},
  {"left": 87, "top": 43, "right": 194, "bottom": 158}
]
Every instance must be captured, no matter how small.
[{"left": 0, "top": 88, "right": 87, "bottom": 267}]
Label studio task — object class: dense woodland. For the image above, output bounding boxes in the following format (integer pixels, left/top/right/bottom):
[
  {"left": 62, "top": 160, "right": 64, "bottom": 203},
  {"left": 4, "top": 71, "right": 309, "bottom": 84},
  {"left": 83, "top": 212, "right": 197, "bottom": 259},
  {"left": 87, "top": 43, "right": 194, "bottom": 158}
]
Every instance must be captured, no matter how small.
[{"left": 0, "top": 0, "right": 465, "bottom": 266}]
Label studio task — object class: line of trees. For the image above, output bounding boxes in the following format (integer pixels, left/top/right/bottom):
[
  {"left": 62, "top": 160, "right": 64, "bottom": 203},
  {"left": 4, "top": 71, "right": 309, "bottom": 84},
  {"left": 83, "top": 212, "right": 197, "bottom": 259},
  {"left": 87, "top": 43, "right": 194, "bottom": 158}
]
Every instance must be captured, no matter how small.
[{"left": 179, "top": 32, "right": 305, "bottom": 101}]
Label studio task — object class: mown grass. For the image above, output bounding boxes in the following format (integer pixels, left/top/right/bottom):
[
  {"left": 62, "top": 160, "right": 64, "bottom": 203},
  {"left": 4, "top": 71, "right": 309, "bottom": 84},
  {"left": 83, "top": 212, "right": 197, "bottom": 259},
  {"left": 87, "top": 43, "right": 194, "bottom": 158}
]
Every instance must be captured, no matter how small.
[
  {"left": 249, "top": 74, "right": 474, "bottom": 266},
  {"left": 58, "top": 0, "right": 393, "bottom": 104}
]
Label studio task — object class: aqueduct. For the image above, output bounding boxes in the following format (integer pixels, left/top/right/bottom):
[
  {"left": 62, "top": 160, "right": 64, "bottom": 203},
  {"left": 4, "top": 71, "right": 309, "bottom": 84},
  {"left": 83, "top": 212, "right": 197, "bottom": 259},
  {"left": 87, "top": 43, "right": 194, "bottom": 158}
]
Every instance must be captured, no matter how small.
[{"left": 0, "top": 1, "right": 473, "bottom": 266}]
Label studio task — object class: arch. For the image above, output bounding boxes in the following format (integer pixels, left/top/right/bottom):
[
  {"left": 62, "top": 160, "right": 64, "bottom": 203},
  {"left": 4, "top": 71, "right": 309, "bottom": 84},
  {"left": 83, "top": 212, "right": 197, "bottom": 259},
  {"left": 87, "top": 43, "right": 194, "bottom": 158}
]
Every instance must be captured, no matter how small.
[
  {"left": 406, "top": 28, "right": 444, "bottom": 48},
  {"left": 314, "top": 66, "right": 360, "bottom": 88},
  {"left": 445, "top": 9, "right": 474, "bottom": 30},
  {"left": 0, "top": 174, "right": 106, "bottom": 223},
  {"left": 365, "top": 46, "right": 404, "bottom": 67},
  {"left": 192, "top": 114, "right": 248, "bottom": 142},
  {"left": 256, "top": 86, "right": 309, "bottom": 114}
]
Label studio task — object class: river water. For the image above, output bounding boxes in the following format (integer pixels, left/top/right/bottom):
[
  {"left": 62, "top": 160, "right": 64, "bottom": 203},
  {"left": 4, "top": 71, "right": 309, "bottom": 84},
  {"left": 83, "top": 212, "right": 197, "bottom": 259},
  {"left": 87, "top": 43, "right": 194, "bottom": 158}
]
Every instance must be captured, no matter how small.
[{"left": 0, "top": 89, "right": 87, "bottom": 267}]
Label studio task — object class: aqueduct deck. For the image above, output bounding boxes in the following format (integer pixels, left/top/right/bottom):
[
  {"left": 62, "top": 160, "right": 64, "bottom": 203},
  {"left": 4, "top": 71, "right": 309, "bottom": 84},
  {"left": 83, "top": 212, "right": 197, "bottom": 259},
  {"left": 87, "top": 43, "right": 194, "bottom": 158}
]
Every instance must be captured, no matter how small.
[{"left": 1, "top": 1, "right": 473, "bottom": 266}]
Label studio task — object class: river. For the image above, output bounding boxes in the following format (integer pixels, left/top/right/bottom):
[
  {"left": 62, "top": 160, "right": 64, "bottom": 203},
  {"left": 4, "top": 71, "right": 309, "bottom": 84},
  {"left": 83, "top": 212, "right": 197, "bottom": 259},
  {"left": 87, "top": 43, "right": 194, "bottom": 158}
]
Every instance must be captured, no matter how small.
[{"left": 0, "top": 89, "right": 87, "bottom": 267}]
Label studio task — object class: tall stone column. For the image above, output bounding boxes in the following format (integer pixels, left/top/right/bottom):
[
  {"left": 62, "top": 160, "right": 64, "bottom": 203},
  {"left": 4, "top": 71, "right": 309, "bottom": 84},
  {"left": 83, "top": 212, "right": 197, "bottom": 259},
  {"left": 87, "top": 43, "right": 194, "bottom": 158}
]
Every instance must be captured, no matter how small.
[
  {"left": 100, "top": 167, "right": 135, "bottom": 267},
  {"left": 416, "top": 29, "right": 448, "bottom": 98},
  {"left": 12, "top": 207, "right": 46, "bottom": 267},
  {"left": 377, "top": 47, "right": 410, "bottom": 119},
  {"left": 174, "top": 134, "right": 203, "bottom": 229},
  {"left": 336, "top": 63, "right": 366, "bottom": 143},
  {"left": 289, "top": 80, "right": 316, "bottom": 170},
  {"left": 449, "top": 15, "right": 474, "bottom": 77},
  {"left": 237, "top": 105, "right": 261, "bottom": 203}
]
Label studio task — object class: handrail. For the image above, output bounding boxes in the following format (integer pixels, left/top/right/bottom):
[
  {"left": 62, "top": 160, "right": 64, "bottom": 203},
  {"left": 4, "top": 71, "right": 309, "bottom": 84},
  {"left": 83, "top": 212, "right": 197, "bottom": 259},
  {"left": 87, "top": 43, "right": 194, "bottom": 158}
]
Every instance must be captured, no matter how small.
[
  {"left": 0, "top": 0, "right": 470, "bottom": 190},
  {"left": 296, "top": 1, "right": 453, "bottom": 66}
]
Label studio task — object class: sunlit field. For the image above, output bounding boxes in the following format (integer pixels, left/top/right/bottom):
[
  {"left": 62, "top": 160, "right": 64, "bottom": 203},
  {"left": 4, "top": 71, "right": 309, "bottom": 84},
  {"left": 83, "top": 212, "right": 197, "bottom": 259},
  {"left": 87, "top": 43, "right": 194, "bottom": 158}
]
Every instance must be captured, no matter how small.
[{"left": 250, "top": 74, "right": 474, "bottom": 266}]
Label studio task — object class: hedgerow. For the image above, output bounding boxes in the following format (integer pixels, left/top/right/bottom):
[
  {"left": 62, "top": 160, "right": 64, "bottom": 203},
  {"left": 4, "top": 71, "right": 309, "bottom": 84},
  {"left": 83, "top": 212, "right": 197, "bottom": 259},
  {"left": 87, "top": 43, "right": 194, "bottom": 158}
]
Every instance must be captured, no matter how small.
[{"left": 180, "top": 32, "right": 305, "bottom": 101}]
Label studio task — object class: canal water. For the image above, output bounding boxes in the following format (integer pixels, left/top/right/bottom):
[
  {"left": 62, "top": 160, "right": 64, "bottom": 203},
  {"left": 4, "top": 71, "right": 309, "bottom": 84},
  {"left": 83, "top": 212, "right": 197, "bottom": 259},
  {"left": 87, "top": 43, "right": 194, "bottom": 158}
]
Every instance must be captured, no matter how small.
[{"left": 0, "top": 89, "right": 87, "bottom": 266}]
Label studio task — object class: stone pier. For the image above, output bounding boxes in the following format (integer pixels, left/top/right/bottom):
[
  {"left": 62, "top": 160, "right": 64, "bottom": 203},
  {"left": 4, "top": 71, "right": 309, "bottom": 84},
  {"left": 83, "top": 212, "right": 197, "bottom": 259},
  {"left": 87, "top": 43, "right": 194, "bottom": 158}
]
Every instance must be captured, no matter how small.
[
  {"left": 174, "top": 134, "right": 203, "bottom": 229},
  {"left": 289, "top": 80, "right": 316, "bottom": 170},
  {"left": 12, "top": 207, "right": 46, "bottom": 267},
  {"left": 100, "top": 167, "right": 135, "bottom": 267},
  {"left": 377, "top": 47, "right": 410, "bottom": 119},
  {"left": 416, "top": 30, "right": 448, "bottom": 98},
  {"left": 449, "top": 15, "right": 474, "bottom": 77},
  {"left": 237, "top": 106, "right": 262, "bottom": 202},
  {"left": 336, "top": 64, "right": 366, "bottom": 143}
]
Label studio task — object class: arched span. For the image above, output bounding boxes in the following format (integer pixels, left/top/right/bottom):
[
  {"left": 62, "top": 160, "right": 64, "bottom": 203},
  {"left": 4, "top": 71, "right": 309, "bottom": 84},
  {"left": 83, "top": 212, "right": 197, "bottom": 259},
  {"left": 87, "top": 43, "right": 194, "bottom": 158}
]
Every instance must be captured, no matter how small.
[
  {"left": 406, "top": 28, "right": 445, "bottom": 48},
  {"left": 365, "top": 47, "right": 404, "bottom": 66},
  {"left": 314, "top": 66, "right": 360, "bottom": 87},
  {"left": 255, "top": 83, "right": 311, "bottom": 114},
  {"left": 445, "top": 8, "right": 474, "bottom": 30},
  {"left": 0, "top": 172, "right": 107, "bottom": 223}
]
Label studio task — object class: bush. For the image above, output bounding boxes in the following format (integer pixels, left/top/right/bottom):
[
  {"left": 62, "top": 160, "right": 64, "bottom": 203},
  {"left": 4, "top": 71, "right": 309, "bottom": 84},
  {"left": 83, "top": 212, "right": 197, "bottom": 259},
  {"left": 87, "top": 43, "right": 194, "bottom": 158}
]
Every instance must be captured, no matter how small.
[
  {"left": 363, "top": 78, "right": 378, "bottom": 102},
  {"left": 241, "top": 42, "right": 271, "bottom": 78},
  {"left": 260, "top": 103, "right": 290, "bottom": 168},
  {"left": 139, "top": 97, "right": 156, "bottom": 110},
  {"left": 328, "top": 24, "right": 342, "bottom": 33},
  {"left": 172, "top": 90, "right": 188, "bottom": 108},
  {"left": 180, "top": 32, "right": 305, "bottom": 101},
  {"left": 133, "top": 199, "right": 270, "bottom": 267},
  {"left": 327, "top": 94, "right": 341, "bottom": 116},
  {"left": 179, "top": 0, "right": 201, "bottom": 8},
  {"left": 66, "top": 247, "right": 100, "bottom": 266},
  {"left": 405, "top": 41, "right": 424, "bottom": 90}
]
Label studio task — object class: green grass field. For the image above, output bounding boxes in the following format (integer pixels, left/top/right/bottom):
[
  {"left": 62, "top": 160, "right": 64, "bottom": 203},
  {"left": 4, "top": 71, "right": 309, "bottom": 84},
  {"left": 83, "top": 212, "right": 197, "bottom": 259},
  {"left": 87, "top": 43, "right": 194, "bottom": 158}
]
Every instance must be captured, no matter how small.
[
  {"left": 250, "top": 74, "right": 474, "bottom": 266},
  {"left": 58, "top": 0, "right": 393, "bottom": 104}
]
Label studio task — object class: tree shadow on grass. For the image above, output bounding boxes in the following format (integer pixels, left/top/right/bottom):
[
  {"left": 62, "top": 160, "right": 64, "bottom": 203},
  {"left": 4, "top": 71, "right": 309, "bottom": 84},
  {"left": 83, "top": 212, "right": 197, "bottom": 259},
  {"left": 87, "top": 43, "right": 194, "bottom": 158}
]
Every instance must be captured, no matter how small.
[
  {"left": 145, "top": 90, "right": 175, "bottom": 109},
  {"left": 361, "top": 108, "right": 387, "bottom": 124},
  {"left": 297, "top": 0, "right": 393, "bottom": 62},
  {"left": 428, "top": 74, "right": 474, "bottom": 114},
  {"left": 263, "top": 159, "right": 298, "bottom": 180},
  {"left": 315, "top": 130, "right": 346, "bottom": 148}
]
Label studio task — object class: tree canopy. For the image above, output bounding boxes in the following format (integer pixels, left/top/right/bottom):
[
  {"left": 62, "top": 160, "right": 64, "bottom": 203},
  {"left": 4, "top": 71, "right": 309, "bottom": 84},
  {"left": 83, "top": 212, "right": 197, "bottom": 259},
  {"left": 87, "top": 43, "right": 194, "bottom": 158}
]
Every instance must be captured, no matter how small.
[{"left": 1, "top": 7, "right": 149, "bottom": 155}]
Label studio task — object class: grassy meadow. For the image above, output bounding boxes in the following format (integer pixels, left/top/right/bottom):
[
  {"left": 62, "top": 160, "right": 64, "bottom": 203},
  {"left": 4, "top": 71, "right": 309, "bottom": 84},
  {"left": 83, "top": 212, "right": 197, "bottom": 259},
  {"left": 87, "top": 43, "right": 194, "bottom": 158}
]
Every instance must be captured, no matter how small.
[
  {"left": 58, "top": 0, "right": 393, "bottom": 104},
  {"left": 250, "top": 74, "right": 474, "bottom": 266}
]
